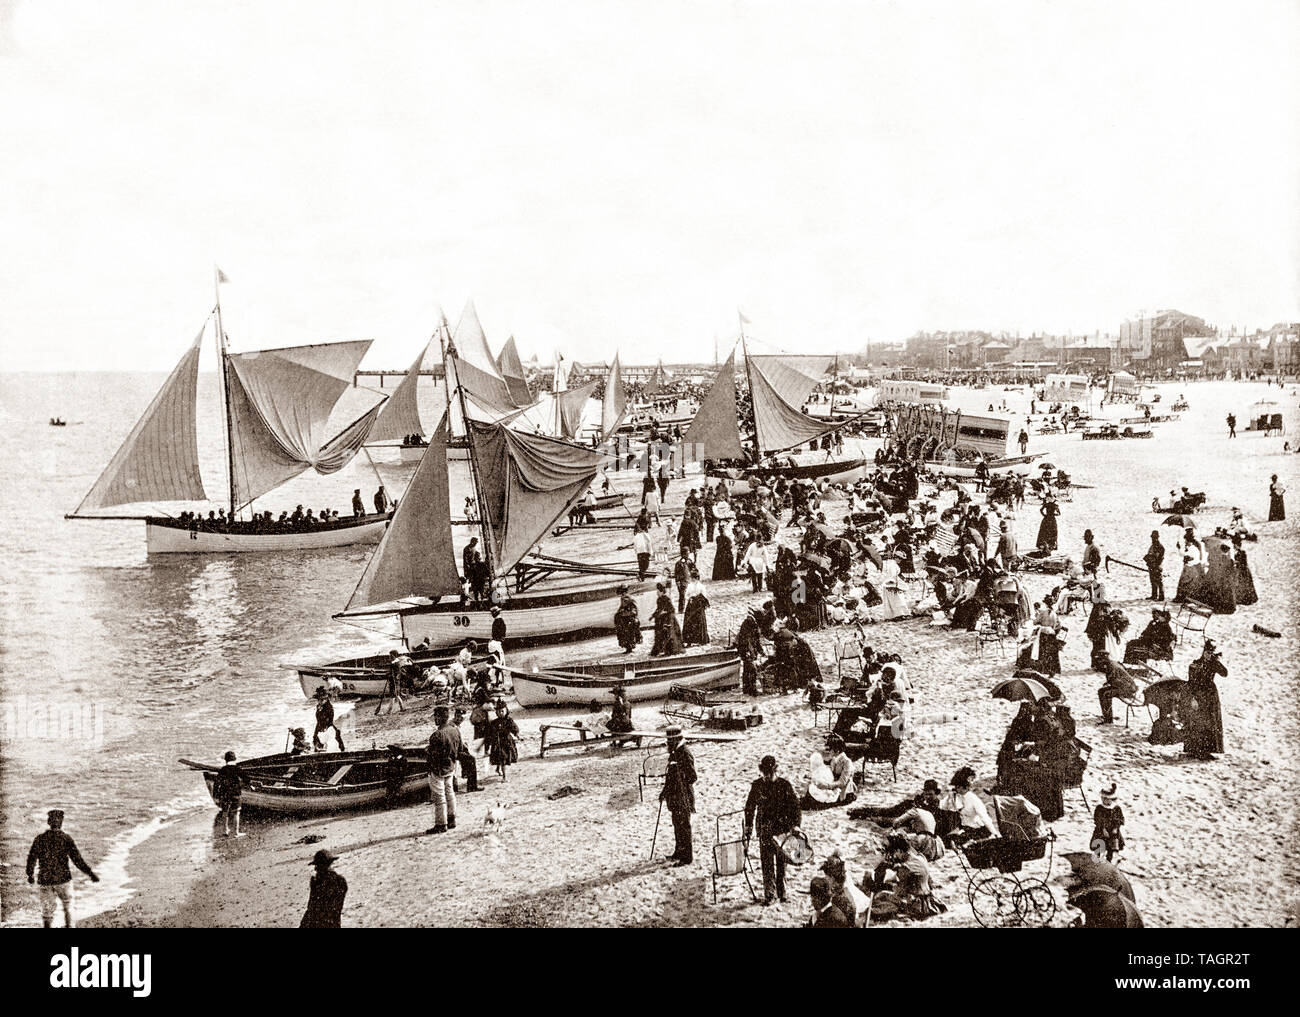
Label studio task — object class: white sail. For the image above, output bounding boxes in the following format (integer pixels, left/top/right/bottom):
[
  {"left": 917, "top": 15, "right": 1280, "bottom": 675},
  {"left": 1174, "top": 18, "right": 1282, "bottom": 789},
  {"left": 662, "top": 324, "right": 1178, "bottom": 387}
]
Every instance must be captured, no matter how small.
[
  {"left": 345, "top": 413, "right": 461, "bottom": 611},
  {"left": 73, "top": 326, "right": 208, "bottom": 514},
  {"left": 225, "top": 339, "right": 377, "bottom": 507},
  {"left": 748, "top": 353, "right": 839, "bottom": 453},
  {"left": 452, "top": 300, "right": 518, "bottom": 414},
  {"left": 368, "top": 342, "right": 428, "bottom": 441},
  {"left": 601, "top": 351, "right": 627, "bottom": 439}
]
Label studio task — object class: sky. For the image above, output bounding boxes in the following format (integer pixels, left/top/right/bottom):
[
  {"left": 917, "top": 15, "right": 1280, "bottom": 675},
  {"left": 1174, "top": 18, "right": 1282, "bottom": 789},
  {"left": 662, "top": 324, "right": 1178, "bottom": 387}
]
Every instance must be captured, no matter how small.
[{"left": 0, "top": 0, "right": 1297, "bottom": 372}]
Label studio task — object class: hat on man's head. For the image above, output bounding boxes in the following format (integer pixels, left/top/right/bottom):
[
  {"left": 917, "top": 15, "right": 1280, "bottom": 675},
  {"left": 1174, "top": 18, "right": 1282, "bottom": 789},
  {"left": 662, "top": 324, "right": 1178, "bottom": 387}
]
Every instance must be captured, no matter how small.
[
  {"left": 47, "top": 809, "right": 64, "bottom": 823},
  {"left": 224, "top": 751, "right": 237, "bottom": 761},
  {"left": 665, "top": 725, "right": 683, "bottom": 740},
  {"left": 922, "top": 779, "right": 940, "bottom": 794},
  {"left": 310, "top": 849, "right": 338, "bottom": 867}
]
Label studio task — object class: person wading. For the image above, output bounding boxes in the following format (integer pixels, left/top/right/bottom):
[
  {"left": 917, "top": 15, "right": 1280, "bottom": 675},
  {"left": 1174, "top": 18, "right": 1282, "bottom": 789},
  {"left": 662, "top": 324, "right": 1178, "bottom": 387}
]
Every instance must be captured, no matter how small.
[{"left": 26, "top": 809, "right": 99, "bottom": 928}]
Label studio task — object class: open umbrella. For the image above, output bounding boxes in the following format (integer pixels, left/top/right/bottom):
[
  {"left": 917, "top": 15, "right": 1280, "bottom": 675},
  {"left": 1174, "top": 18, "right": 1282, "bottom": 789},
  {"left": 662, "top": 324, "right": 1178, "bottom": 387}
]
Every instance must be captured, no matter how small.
[
  {"left": 1037, "top": 462, "right": 1056, "bottom": 471},
  {"left": 991, "top": 674, "right": 1057, "bottom": 703},
  {"left": 801, "top": 551, "right": 831, "bottom": 571},
  {"left": 1161, "top": 514, "right": 1197, "bottom": 529},
  {"left": 827, "top": 537, "right": 856, "bottom": 558},
  {"left": 863, "top": 544, "right": 884, "bottom": 570}
]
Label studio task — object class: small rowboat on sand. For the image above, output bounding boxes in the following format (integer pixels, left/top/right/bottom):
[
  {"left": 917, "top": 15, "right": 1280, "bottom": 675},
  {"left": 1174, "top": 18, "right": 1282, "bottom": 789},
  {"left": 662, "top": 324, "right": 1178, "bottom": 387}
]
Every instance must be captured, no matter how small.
[
  {"left": 291, "top": 648, "right": 492, "bottom": 699},
  {"left": 508, "top": 645, "right": 741, "bottom": 708},
  {"left": 181, "top": 747, "right": 430, "bottom": 814}
]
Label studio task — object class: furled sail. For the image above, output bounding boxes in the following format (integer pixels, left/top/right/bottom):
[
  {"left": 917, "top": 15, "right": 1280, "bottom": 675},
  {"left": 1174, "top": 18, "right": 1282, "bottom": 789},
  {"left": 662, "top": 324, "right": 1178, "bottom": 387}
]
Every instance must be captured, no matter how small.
[
  {"left": 452, "top": 300, "right": 517, "bottom": 415},
  {"left": 344, "top": 413, "right": 461, "bottom": 611},
  {"left": 748, "top": 353, "right": 838, "bottom": 453},
  {"left": 468, "top": 421, "right": 604, "bottom": 574},
  {"left": 496, "top": 336, "right": 533, "bottom": 405},
  {"left": 224, "top": 339, "right": 376, "bottom": 507},
  {"left": 73, "top": 326, "right": 208, "bottom": 513},
  {"left": 601, "top": 351, "right": 627, "bottom": 439},
  {"left": 683, "top": 351, "right": 744, "bottom": 460},
  {"left": 368, "top": 342, "right": 427, "bottom": 441}
]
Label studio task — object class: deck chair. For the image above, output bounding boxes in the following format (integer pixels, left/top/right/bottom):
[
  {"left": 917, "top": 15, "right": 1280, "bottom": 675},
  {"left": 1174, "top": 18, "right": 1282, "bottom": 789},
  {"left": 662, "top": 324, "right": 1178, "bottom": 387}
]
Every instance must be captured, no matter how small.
[
  {"left": 711, "top": 811, "right": 758, "bottom": 904},
  {"left": 638, "top": 751, "right": 669, "bottom": 803},
  {"left": 833, "top": 633, "right": 864, "bottom": 681},
  {"left": 1174, "top": 600, "right": 1213, "bottom": 640}
]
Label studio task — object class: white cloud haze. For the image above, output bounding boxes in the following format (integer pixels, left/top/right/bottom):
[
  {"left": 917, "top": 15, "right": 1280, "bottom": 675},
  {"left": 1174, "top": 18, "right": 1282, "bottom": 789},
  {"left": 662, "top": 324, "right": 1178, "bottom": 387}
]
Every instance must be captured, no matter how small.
[{"left": 0, "top": 0, "right": 1296, "bottom": 371}]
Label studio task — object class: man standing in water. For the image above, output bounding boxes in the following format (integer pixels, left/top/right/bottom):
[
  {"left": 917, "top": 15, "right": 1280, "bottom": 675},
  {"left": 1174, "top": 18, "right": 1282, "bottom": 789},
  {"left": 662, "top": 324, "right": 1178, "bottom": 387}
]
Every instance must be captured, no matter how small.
[{"left": 26, "top": 809, "right": 99, "bottom": 928}]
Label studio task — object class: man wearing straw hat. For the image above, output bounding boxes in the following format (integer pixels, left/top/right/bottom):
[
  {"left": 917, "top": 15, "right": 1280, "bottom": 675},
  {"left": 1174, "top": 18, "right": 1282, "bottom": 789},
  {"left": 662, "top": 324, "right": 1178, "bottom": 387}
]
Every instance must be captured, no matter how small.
[{"left": 660, "top": 725, "right": 696, "bottom": 867}]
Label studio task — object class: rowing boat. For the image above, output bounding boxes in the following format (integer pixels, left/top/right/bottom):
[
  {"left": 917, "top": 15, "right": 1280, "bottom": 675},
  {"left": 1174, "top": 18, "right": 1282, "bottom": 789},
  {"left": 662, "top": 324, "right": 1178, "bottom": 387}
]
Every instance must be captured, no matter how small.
[
  {"left": 180, "top": 747, "right": 430, "bottom": 814},
  {"left": 508, "top": 645, "right": 741, "bottom": 708},
  {"left": 291, "top": 647, "right": 492, "bottom": 699}
]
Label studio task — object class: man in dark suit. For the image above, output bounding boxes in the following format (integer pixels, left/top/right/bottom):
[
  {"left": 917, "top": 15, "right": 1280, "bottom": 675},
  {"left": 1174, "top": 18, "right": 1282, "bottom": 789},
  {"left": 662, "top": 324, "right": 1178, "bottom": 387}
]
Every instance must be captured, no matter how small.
[
  {"left": 744, "top": 755, "right": 802, "bottom": 904},
  {"left": 661, "top": 725, "right": 696, "bottom": 866},
  {"left": 1143, "top": 530, "right": 1165, "bottom": 601},
  {"left": 300, "top": 849, "right": 348, "bottom": 928},
  {"left": 804, "top": 876, "right": 850, "bottom": 928}
]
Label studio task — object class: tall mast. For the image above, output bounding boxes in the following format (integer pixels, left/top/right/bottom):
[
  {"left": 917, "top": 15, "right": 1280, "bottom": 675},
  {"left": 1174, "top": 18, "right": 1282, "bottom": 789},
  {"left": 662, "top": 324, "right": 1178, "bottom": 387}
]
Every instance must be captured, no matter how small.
[
  {"left": 444, "top": 330, "right": 497, "bottom": 585},
  {"left": 214, "top": 267, "right": 237, "bottom": 519},
  {"left": 829, "top": 353, "right": 838, "bottom": 417},
  {"left": 739, "top": 316, "right": 760, "bottom": 461},
  {"left": 437, "top": 311, "right": 453, "bottom": 424}
]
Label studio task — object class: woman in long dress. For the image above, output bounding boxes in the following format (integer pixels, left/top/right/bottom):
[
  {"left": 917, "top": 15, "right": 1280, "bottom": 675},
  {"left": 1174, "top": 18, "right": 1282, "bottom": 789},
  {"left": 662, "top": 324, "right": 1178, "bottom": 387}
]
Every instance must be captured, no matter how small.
[
  {"left": 1036, "top": 495, "right": 1060, "bottom": 552},
  {"left": 1182, "top": 643, "right": 1226, "bottom": 759},
  {"left": 1173, "top": 543, "right": 1206, "bottom": 603},
  {"left": 872, "top": 559, "right": 913, "bottom": 621},
  {"left": 613, "top": 586, "right": 642, "bottom": 653},
  {"left": 648, "top": 583, "right": 684, "bottom": 656},
  {"left": 682, "top": 576, "right": 710, "bottom": 646},
  {"left": 1200, "top": 537, "right": 1237, "bottom": 615},
  {"left": 1231, "top": 536, "right": 1258, "bottom": 606},
  {"left": 711, "top": 520, "right": 736, "bottom": 580},
  {"left": 1268, "top": 475, "right": 1286, "bottom": 521}
]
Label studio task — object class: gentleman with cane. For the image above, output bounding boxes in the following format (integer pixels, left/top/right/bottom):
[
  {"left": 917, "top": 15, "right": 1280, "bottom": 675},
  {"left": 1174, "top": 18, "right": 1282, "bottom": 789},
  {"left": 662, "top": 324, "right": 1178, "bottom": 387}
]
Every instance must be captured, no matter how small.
[
  {"left": 744, "top": 755, "right": 802, "bottom": 905},
  {"left": 660, "top": 725, "right": 696, "bottom": 866}
]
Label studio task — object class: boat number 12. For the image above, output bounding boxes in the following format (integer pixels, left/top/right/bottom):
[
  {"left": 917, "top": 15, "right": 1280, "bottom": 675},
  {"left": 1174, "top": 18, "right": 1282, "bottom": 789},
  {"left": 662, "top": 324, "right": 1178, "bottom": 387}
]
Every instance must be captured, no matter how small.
[{"left": 451, "top": 615, "right": 472, "bottom": 627}]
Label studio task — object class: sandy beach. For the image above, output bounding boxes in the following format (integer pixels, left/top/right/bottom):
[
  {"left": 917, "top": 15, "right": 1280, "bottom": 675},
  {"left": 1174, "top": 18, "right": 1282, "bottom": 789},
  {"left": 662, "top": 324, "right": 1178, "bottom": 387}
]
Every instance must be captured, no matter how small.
[{"left": 79, "top": 380, "right": 1298, "bottom": 929}]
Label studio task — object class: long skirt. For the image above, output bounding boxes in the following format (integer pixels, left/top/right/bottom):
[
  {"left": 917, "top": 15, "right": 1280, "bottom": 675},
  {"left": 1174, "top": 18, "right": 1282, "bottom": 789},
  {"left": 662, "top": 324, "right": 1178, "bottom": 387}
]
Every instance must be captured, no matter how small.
[
  {"left": 1233, "top": 558, "right": 1258, "bottom": 606},
  {"left": 682, "top": 595, "right": 710, "bottom": 645},
  {"left": 650, "top": 612, "right": 685, "bottom": 656},
  {"left": 1174, "top": 563, "right": 1206, "bottom": 603},
  {"left": 1269, "top": 492, "right": 1286, "bottom": 522},
  {"left": 711, "top": 535, "right": 735, "bottom": 580},
  {"left": 1036, "top": 514, "right": 1058, "bottom": 552}
]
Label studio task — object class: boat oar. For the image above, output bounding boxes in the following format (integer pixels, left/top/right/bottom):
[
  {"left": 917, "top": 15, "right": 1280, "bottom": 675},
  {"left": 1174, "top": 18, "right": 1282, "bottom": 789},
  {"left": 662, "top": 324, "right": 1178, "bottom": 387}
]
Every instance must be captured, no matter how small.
[{"left": 1104, "top": 555, "right": 1148, "bottom": 576}]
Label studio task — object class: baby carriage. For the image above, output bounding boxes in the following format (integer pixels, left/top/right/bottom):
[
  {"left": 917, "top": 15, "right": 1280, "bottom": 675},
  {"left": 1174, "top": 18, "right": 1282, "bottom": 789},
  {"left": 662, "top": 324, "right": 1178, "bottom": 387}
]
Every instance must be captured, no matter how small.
[
  {"left": 989, "top": 577, "right": 1028, "bottom": 636},
  {"left": 955, "top": 795, "right": 1057, "bottom": 927}
]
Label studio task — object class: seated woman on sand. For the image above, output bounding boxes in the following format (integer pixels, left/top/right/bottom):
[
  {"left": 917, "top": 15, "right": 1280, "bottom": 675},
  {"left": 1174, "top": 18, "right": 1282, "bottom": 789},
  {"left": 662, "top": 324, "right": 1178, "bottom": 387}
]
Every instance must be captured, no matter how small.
[
  {"left": 804, "top": 735, "right": 857, "bottom": 809},
  {"left": 1124, "top": 608, "right": 1175, "bottom": 665}
]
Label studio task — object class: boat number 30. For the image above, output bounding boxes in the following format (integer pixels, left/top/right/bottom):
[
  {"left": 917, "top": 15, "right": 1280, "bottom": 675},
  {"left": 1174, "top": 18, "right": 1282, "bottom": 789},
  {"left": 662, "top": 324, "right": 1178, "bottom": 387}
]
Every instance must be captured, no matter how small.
[
  {"left": 544, "top": 685, "right": 557, "bottom": 696},
  {"left": 452, "top": 615, "right": 472, "bottom": 626}
]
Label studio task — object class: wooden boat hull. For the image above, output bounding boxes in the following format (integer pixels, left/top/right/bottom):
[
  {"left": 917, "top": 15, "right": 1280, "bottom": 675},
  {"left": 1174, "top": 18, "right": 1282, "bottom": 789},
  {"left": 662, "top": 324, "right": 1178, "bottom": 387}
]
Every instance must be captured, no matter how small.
[
  {"left": 293, "top": 648, "right": 491, "bottom": 699},
  {"left": 145, "top": 514, "right": 390, "bottom": 554},
  {"left": 510, "top": 646, "right": 741, "bottom": 707},
  {"left": 744, "top": 456, "right": 869, "bottom": 484},
  {"left": 925, "top": 453, "right": 1043, "bottom": 478},
  {"left": 397, "top": 581, "right": 660, "bottom": 649},
  {"left": 186, "top": 748, "right": 431, "bottom": 815}
]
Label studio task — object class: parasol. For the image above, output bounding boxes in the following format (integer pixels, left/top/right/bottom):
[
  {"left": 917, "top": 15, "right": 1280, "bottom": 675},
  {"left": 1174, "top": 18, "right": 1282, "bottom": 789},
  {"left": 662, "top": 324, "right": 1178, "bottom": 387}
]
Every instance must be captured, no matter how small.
[
  {"left": 827, "top": 537, "right": 856, "bottom": 557},
  {"left": 863, "top": 544, "right": 884, "bottom": 569},
  {"left": 1162, "top": 515, "right": 1197, "bottom": 529},
  {"left": 991, "top": 674, "right": 1061, "bottom": 703}
]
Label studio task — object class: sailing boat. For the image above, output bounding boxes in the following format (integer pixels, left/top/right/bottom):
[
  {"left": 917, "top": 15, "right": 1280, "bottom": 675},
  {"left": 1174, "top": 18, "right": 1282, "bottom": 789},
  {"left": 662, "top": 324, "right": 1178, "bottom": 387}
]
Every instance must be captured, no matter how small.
[
  {"left": 336, "top": 334, "right": 658, "bottom": 649},
  {"left": 67, "top": 272, "right": 394, "bottom": 553},
  {"left": 685, "top": 323, "right": 870, "bottom": 485}
]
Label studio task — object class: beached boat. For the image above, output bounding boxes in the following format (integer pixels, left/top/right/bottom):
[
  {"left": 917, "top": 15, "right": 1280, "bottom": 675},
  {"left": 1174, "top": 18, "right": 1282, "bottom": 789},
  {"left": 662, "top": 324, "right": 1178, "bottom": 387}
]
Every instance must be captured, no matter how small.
[
  {"left": 181, "top": 748, "right": 430, "bottom": 814},
  {"left": 336, "top": 329, "right": 658, "bottom": 650},
  {"left": 685, "top": 336, "right": 864, "bottom": 481},
  {"left": 67, "top": 270, "right": 399, "bottom": 554},
  {"left": 508, "top": 646, "right": 741, "bottom": 708},
  {"left": 291, "top": 646, "right": 495, "bottom": 699},
  {"left": 922, "top": 452, "right": 1045, "bottom": 478}
]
